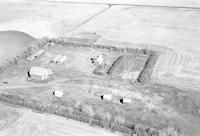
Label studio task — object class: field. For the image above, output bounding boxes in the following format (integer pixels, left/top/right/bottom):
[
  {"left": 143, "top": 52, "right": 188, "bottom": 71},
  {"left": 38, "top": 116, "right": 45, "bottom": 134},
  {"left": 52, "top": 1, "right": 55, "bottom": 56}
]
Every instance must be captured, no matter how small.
[
  {"left": 0, "top": 1, "right": 108, "bottom": 38},
  {"left": 37, "top": 0, "right": 200, "bottom": 8}
]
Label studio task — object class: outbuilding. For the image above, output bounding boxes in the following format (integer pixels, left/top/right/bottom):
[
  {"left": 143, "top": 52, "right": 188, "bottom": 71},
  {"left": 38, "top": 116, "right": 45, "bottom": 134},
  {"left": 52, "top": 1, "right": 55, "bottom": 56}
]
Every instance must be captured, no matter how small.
[
  {"left": 28, "top": 66, "right": 53, "bottom": 80},
  {"left": 91, "top": 54, "right": 106, "bottom": 65},
  {"left": 52, "top": 90, "right": 63, "bottom": 98},
  {"left": 100, "top": 94, "right": 112, "bottom": 101},
  {"left": 51, "top": 55, "right": 67, "bottom": 64},
  {"left": 57, "top": 55, "right": 67, "bottom": 64},
  {"left": 52, "top": 54, "right": 62, "bottom": 63},
  {"left": 120, "top": 98, "right": 132, "bottom": 105},
  {"left": 96, "top": 54, "right": 104, "bottom": 64}
]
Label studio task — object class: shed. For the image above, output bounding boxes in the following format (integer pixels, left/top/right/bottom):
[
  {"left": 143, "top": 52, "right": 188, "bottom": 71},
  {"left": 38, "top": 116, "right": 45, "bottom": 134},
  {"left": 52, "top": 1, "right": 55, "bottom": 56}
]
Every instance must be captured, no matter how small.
[
  {"left": 120, "top": 98, "right": 132, "bottom": 105},
  {"left": 101, "top": 94, "right": 112, "bottom": 101},
  {"left": 52, "top": 90, "right": 63, "bottom": 98},
  {"left": 58, "top": 56, "right": 67, "bottom": 64},
  {"left": 52, "top": 55, "right": 62, "bottom": 63}
]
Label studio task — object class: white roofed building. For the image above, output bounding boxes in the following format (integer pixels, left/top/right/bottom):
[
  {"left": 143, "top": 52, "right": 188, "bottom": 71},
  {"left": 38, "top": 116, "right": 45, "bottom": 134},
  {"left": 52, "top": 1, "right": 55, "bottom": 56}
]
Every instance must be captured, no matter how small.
[
  {"left": 28, "top": 66, "right": 53, "bottom": 80},
  {"left": 57, "top": 55, "right": 67, "bottom": 64},
  {"left": 101, "top": 94, "right": 112, "bottom": 101},
  {"left": 52, "top": 54, "right": 62, "bottom": 63},
  {"left": 52, "top": 90, "right": 64, "bottom": 98},
  {"left": 51, "top": 55, "right": 67, "bottom": 64},
  {"left": 96, "top": 54, "right": 104, "bottom": 65},
  {"left": 120, "top": 98, "right": 132, "bottom": 105},
  {"left": 91, "top": 53, "right": 112, "bottom": 66}
]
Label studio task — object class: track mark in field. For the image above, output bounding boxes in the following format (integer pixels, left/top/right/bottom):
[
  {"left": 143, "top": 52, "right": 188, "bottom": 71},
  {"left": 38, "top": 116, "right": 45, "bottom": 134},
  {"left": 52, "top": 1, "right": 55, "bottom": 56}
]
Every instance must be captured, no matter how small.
[
  {"left": 0, "top": 112, "right": 119, "bottom": 136},
  {"left": 152, "top": 47, "right": 200, "bottom": 91}
]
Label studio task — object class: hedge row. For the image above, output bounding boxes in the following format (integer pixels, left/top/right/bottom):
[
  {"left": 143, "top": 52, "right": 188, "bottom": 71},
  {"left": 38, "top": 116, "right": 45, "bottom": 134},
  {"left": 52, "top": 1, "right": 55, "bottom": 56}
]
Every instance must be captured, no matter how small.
[{"left": 0, "top": 92, "right": 180, "bottom": 136}]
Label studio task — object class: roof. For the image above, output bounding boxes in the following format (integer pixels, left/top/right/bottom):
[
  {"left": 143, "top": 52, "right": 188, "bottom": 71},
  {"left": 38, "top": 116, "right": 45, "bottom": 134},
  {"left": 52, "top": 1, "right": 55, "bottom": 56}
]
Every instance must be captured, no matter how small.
[
  {"left": 58, "top": 56, "right": 67, "bottom": 63},
  {"left": 53, "top": 55, "right": 62, "bottom": 62},
  {"left": 96, "top": 54, "right": 104, "bottom": 64},
  {"left": 29, "top": 66, "right": 53, "bottom": 76}
]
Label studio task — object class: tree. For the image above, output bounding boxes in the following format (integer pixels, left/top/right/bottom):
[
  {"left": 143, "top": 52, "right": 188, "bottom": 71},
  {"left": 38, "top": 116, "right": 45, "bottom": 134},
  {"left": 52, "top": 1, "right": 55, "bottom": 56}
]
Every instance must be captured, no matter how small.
[{"left": 114, "top": 114, "right": 125, "bottom": 125}]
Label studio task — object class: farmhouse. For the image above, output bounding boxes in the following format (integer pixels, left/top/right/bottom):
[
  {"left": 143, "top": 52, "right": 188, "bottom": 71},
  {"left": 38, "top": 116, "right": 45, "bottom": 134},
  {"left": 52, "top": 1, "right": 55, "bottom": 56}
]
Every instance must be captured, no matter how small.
[
  {"left": 27, "top": 49, "right": 44, "bottom": 61},
  {"left": 96, "top": 54, "right": 104, "bottom": 64},
  {"left": 28, "top": 66, "right": 53, "bottom": 80},
  {"left": 91, "top": 53, "right": 111, "bottom": 65}
]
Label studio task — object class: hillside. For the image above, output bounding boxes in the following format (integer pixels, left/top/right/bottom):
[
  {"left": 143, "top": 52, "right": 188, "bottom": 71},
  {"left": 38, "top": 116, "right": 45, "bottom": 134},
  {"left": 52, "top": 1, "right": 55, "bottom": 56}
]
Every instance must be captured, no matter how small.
[{"left": 0, "top": 30, "right": 36, "bottom": 65}]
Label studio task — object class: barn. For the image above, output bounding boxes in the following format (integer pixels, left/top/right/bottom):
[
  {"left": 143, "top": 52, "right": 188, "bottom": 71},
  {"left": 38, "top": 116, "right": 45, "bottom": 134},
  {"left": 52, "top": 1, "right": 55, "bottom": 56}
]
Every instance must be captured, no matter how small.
[{"left": 28, "top": 66, "right": 53, "bottom": 80}]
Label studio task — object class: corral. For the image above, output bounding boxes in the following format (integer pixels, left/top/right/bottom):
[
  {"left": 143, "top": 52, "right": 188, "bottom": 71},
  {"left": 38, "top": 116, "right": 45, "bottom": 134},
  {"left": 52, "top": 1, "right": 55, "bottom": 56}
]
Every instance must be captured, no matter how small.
[{"left": 107, "top": 54, "right": 149, "bottom": 81}]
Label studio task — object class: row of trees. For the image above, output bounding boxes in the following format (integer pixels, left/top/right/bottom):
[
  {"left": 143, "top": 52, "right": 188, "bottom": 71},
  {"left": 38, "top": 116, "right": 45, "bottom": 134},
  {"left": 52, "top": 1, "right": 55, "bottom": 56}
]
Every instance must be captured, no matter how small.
[
  {"left": 0, "top": 91, "right": 180, "bottom": 136},
  {"left": 43, "top": 37, "right": 154, "bottom": 55},
  {"left": 0, "top": 36, "right": 157, "bottom": 79},
  {"left": 137, "top": 53, "right": 159, "bottom": 84}
]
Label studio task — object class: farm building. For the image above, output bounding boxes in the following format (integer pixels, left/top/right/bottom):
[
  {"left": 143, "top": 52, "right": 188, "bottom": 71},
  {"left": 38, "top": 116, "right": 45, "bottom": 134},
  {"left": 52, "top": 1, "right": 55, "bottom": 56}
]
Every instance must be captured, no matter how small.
[
  {"left": 91, "top": 53, "right": 113, "bottom": 75},
  {"left": 57, "top": 56, "right": 67, "bottom": 64},
  {"left": 28, "top": 66, "right": 53, "bottom": 80},
  {"left": 91, "top": 53, "right": 112, "bottom": 66},
  {"left": 51, "top": 55, "right": 62, "bottom": 63},
  {"left": 51, "top": 55, "right": 67, "bottom": 64},
  {"left": 100, "top": 94, "right": 112, "bottom": 101},
  {"left": 120, "top": 98, "right": 132, "bottom": 105},
  {"left": 27, "top": 49, "right": 44, "bottom": 61},
  {"left": 52, "top": 90, "right": 64, "bottom": 98},
  {"left": 96, "top": 54, "right": 104, "bottom": 64}
]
